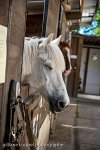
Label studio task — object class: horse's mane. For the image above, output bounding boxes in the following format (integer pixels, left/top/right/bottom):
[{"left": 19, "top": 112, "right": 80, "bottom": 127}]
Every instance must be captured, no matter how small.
[{"left": 22, "top": 37, "right": 40, "bottom": 81}]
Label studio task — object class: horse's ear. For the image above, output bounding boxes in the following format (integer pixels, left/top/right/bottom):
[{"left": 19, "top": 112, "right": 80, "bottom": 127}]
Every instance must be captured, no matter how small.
[
  {"left": 52, "top": 35, "right": 62, "bottom": 45},
  {"left": 46, "top": 33, "right": 54, "bottom": 45},
  {"left": 40, "top": 33, "right": 54, "bottom": 48}
]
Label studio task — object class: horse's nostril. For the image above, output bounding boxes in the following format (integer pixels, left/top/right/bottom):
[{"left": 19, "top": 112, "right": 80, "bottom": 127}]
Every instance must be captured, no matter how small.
[{"left": 58, "top": 100, "right": 66, "bottom": 110}]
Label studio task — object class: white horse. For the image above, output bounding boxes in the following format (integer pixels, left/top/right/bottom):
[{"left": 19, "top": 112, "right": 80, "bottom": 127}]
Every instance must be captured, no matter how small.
[{"left": 22, "top": 34, "right": 70, "bottom": 113}]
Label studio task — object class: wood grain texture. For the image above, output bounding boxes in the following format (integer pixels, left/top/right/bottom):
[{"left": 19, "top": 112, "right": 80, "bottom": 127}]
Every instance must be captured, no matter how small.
[
  {"left": 0, "top": 0, "right": 26, "bottom": 147},
  {"left": 46, "top": 0, "right": 60, "bottom": 38},
  {"left": 67, "top": 36, "right": 84, "bottom": 97}
]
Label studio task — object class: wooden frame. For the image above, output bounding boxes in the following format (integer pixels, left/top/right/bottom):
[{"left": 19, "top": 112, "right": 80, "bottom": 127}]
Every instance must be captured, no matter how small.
[
  {"left": 82, "top": 48, "right": 90, "bottom": 93},
  {"left": 67, "top": 35, "right": 84, "bottom": 97}
]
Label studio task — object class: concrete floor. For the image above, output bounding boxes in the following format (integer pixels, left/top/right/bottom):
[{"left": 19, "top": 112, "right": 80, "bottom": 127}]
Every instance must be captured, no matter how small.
[{"left": 47, "top": 97, "right": 100, "bottom": 150}]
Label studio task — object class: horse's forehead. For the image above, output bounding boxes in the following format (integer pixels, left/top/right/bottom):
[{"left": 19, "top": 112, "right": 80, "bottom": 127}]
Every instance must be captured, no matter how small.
[{"left": 48, "top": 43, "right": 65, "bottom": 71}]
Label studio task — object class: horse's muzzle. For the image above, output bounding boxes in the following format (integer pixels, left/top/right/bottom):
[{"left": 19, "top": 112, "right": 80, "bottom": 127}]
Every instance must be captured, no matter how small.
[
  {"left": 58, "top": 100, "right": 68, "bottom": 110},
  {"left": 50, "top": 100, "right": 69, "bottom": 113}
]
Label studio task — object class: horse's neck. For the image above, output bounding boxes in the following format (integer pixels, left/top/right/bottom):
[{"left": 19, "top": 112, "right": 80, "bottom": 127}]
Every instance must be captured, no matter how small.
[{"left": 22, "top": 38, "right": 38, "bottom": 81}]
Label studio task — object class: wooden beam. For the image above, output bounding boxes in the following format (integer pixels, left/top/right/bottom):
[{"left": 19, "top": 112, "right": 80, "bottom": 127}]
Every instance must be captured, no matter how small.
[
  {"left": 83, "top": 45, "right": 100, "bottom": 49},
  {"left": 80, "top": 22, "right": 91, "bottom": 26},
  {"left": 65, "top": 11, "right": 82, "bottom": 20},
  {"left": 80, "top": 0, "right": 84, "bottom": 13},
  {"left": 70, "top": 24, "right": 80, "bottom": 30}
]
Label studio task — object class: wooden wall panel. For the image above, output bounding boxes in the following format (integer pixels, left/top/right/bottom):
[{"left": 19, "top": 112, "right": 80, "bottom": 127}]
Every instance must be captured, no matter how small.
[
  {"left": 0, "top": 0, "right": 10, "bottom": 148},
  {"left": 10, "top": 13, "right": 25, "bottom": 47},
  {"left": 0, "top": 2, "right": 9, "bottom": 26},
  {"left": 46, "top": 0, "right": 60, "bottom": 38},
  {"left": 0, "top": 0, "right": 26, "bottom": 148}
]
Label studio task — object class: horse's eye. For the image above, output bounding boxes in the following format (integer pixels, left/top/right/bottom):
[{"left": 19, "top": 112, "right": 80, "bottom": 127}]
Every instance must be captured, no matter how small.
[
  {"left": 44, "top": 60, "right": 53, "bottom": 70},
  {"left": 44, "top": 64, "right": 53, "bottom": 70}
]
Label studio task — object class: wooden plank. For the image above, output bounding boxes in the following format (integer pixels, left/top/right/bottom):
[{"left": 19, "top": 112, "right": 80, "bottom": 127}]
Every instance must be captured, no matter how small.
[
  {"left": 73, "top": 37, "right": 84, "bottom": 97},
  {"left": 67, "top": 37, "right": 79, "bottom": 96},
  {"left": 21, "top": 85, "right": 29, "bottom": 99},
  {"left": 65, "top": 11, "right": 82, "bottom": 20},
  {"left": 6, "top": 58, "right": 22, "bottom": 81},
  {"left": 31, "top": 101, "right": 49, "bottom": 119},
  {"left": 67, "top": 36, "right": 84, "bottom": 97},
  {"left": 70, "top": 24, "right": 80, "bottom": 30},
  {"left": 0, "top": 2, "right": 9, "bottom": 26},
  {"left": 39, "top": 106, "right": 49, "bottom": 129},
  {"left": 25, "top": 100, "right": 49, "bottom": 149},
  {"left": 80, "top": 0, "right": 84, "bottom": 13},
  {"left": 25, "top": 109, "right": 36, "bottom": 150},
  {"left": 1, "top": 0, "right": 26, "bottom": 148},
  {"left": 10, "top": 10, "right": 26, "bottom": 47},
  {"left": 0, "top": 1, "right": 10, "bottom": 148},
  {"left": 46, "top": 0, "right": 60, "bottom": 38},
  {"left": 61, "top": 12, "right": 67, "bottom": 40},
  {"left": 82, "top": 48, "right": 90, "bottom": 93}
]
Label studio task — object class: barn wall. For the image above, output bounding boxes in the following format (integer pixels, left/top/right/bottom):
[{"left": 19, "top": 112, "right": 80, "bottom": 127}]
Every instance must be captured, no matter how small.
[
  {"left": 0, "top": 0, "right": 10, "bottom": 147},
  {"left": 46, "top": 0, "right": 60, "bottom": 38},
  {"left": 0, "top": 0, "right": 10, "bottom": 115},
  {"left": 0, "top": 0, "right": 26, "bottom": 147}
]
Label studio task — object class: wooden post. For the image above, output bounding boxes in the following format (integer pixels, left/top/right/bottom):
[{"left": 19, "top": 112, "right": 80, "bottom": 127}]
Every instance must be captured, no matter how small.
[
  {"left": 67, "top": 35, "right": 84, "bottom": 97},
  {"left": 0, "top": 0, "right": 26, "bottom": 149},
  {"left": 82, "top": 48, "right": 90, "bottom": 93},
  {"left": 0, "top": 0, "right": 11, "bottom": 148},
  {"left": 67, "top": 36, "right": 78, "bottom": 96},
  {"left": 46, "top": 0, "right": 60, "bottom": 38},
  {"left": 25, "top": 108, "right": 36, "bottom": 150},
  {"left": 73, "top": 37, "right": 84, "bottom": 97}
]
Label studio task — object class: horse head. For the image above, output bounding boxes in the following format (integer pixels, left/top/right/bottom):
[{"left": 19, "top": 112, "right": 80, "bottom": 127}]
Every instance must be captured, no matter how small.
[{"left": 23, "top": 34, "right": 70, "bottom": 113}]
